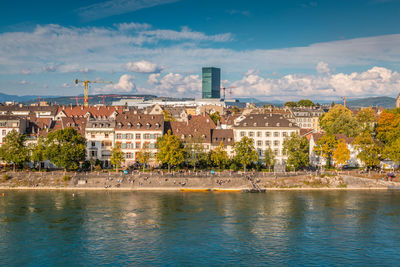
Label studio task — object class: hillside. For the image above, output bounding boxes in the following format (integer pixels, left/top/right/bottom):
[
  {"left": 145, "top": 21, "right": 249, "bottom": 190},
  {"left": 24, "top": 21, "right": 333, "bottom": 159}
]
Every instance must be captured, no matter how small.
[{"left": 345, "top": 96, "right": 397, "bottom": 109}]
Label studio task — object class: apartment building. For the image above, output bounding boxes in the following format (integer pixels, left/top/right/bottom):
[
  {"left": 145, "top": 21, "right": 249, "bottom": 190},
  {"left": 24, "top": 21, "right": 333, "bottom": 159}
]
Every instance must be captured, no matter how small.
[
  {"left": 290, "top": 107, "right": 324, "bottom": 132},
  {"left": 233, "top": 114, "right": 300, "bottom": 164},
  {"left": 85, "top": 118, "right": 116, "bottom": 168},
  {"left": 0, "top": 116, "right": 27, "bottom": 145},
  {"left": 115, "top": 113, "right": 164, "bottom": 167}
]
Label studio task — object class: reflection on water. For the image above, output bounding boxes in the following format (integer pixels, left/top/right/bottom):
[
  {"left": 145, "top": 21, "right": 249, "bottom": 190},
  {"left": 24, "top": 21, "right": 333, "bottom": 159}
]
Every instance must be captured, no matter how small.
[{"left": 0, "top": 191, "right": 400, "bottom": 265}]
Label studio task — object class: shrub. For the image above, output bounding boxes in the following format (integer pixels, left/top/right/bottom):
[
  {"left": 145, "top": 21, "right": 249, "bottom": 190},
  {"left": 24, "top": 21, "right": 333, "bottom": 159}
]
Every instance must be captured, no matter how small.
[{"left": 62, "top": 175, "right": 71, "bottom": 182}]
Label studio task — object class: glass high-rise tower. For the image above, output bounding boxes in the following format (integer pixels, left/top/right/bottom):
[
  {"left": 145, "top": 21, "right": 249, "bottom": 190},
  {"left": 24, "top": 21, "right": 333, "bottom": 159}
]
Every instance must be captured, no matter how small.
[{"left": 202, "top": 67, "right": 221, "bottom": 99}]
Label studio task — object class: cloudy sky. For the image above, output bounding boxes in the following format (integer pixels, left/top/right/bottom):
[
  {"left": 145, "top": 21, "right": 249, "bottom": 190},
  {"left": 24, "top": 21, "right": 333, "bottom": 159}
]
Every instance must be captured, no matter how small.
[{"left": 1, "top": 0, "right": 400, "bottom": 101}]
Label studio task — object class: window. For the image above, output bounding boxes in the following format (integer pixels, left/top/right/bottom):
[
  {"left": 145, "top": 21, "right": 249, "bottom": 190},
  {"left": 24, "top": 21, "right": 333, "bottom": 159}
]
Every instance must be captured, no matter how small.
[
  {"left": 91, "top": 141, "right": 95, "bottom": 147},
  {"left": 91, "top": 151, "right": 97, "bottom": 157},
  {"left": 257, "top": 140, "right": 262, "bottom": 146},
  {"left": 283, "top": 132, "right": 287, "bottom": 137},
  {"left": 125, "top": 152, "right": 133, "bottom": 159},
  {"left": 249, "top": 132, "right": 254, "bottom": 137},
  {"left": 126, "top": 134, "right": 133, "bottom": 140},
  {"left": 265, "top": 140, "right": 270, "bottom": 146},
  {"left": 149, "top": 143, "right": 155, "bottom": 149},
  {"left": 274, "top": 140, "right": 279, "bottom": 146},
  {"left": 105, "top": 133, "right": 109, "bottom": 138},
  {"left": 122, "top": 134, "right": 127, "bottom": 139},
  {"left": 274, "top": 132, "right": 279, "bottom": 137},
  {"left": 135, "top": 133, "right": 141, "bottom": 139},
  {"left": 265, "top": 132, "right": 271, "bottom": 137},
  {"left": 257, "top": 131, "right": 262, "bottom": 137},
  {"left": 240, "top": 131, "right": 245, "bottom": 137},
  {"left": 121, "top": 143, "right": 127, "bottom": 149},
  {"left": 274, "top": 149, "right": 279, "bottom": 156},
  {"left": 126, "top": 142, "right": 132, "bottom": 149},
  {"left": 143, "top": 142, "right": 150, "bottom": 149},
  {"left": 135, "top": 142, "right": 141, "bottom": 149},
  {"left": 2, "top": 130, "right": 6, "bottom": 136},
  {"left": 91, "top": 134, "right": 95, "bottom": 139},
  {"left": 116, "top": 133, "right": 122, "bottom": 139},
  {"left": 144, "top": 134, "right": 151, "bottom": 139}
]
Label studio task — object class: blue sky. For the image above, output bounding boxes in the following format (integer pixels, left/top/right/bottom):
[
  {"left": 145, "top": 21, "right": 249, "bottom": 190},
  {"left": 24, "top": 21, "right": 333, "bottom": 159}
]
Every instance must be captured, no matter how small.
[{"left": 1, "top": 0, "right": 400, "bottom": 101}]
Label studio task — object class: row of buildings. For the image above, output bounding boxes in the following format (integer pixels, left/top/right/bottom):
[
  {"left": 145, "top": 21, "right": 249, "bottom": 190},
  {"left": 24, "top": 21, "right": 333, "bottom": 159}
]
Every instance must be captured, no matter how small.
[{"left": 0, "top": 102, "right": 386, "bottom": 169}]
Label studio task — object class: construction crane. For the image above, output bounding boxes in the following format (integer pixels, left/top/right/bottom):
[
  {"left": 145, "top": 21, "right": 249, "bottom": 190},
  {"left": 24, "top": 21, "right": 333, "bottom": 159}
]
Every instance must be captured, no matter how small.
[
  {"left": 341, "top": 96, "right": 359, "bottom": 108},
  {"left": 97, "top": 94, "right": 121, "bottom": 105},
  {"left": 220, "top": 86, "right": 237, "bottom": 100},
  {"left": 70, "top": 96, "right": 93, "bottom": 106},
  {"left": 74, "top": 79, "right": 113, "bottom": 107}
]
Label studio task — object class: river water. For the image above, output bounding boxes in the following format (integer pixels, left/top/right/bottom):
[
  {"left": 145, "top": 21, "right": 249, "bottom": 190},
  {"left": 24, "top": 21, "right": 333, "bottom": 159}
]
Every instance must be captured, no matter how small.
[{"left": 0, "top": 190, "right": 400, "bottom": 266}]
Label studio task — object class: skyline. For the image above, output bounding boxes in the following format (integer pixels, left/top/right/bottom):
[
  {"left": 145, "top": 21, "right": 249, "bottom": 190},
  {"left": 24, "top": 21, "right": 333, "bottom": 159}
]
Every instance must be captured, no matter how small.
[{"left": 1, "top": 0, "right": 400, "bottom": 100}]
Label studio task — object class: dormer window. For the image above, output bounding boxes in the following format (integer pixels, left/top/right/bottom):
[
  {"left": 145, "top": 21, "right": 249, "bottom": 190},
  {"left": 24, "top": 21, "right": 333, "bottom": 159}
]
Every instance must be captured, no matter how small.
[
  {"left": 181, "top": 134, "right": 185, "bottom": 139},
  {"left": 155, "top": 123, "right": 160, "bottom": 128},
  {"left": 243, "top": 123, "right": 247, "bottom": 126},
  {"left": 289, "top": 123, "right": 292, "bottom": 127},
  {"left": 118, "top": 122, "right": 122, "bottom": 128},
  {"left": 136, "top": 123, "right": 141, "bottom": 129},
  {"left": 127, "top": 122, "right": 132, "bottom": 128},
  {"left": 146, "top": 123, "right": 151, "bottom": 129},
  {"left": 265, "top": 122, "right": 269, "bottom": 126},
  {"left": 253, "top": 123, "right": 257, "bottom": 126},
  {"left": 277, "top": 123, "right": 280, "bottom": 126}
]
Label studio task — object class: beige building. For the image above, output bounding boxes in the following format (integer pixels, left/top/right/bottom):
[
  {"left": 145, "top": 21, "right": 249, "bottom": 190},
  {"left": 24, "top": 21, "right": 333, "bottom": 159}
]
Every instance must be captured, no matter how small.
[
  {"left": 233, "top": 114, "right": 300, "bottom": 164},
  {"left": 0, "top": 116, "right": 27, "bottom": 145},
  {"left": 115, "top": 113, "right": 164, "bottom": 167},
  {"left": 396, "top": 93, "right": 400, "bottom": 108}
]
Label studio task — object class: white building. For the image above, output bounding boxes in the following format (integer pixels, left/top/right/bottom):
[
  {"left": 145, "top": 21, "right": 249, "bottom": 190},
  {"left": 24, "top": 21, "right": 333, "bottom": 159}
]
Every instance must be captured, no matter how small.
[
  {"left": 0, "top": 116, "right": 27, "bottom": 145},
  {"left": 85, "top": 118, "right": 116, "bottom": 168},
  {"left": 233, "top": 114, "right": 300, "bottom": 164}
]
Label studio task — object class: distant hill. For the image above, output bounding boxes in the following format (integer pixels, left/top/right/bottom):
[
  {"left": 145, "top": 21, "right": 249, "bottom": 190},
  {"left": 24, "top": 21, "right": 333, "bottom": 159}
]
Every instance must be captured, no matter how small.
[
  {"left": 0, "top": 92, "right": 42, "bottom": 103},
  {"left": 345, "top": 96, "right": 397, "bottom": 109}
]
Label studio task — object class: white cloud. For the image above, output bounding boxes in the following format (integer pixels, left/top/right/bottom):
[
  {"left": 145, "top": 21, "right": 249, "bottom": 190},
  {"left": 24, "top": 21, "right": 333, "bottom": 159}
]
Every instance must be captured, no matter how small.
[
  {"left": 42, "top": 65, "right": 57, "bottom": 72},
  {"left": 77, "top": 0, "right": 181, "bottom": 21},
  {"left": 97, "top": 74, "right": 136, "bottom": 93},
  {"left": 231, "top": 65, "right": 400, "bottom": 100},
  {"left": 126, "top": 60, "right": 162, "bottom": 73},
  {"left": 116, "top": 22, "right": 152, "bottom": 31},
  {"left": 316, "top": 61, "right": 330, "bottom": 75},
  {"left": 18, "top": 80, "right": 28, "bottom": 85},
  {"left": 148, "top": 73, "right": 160, "bottom": 85},
  {"left": 20, "top": 68, "right": 31, "bottom": 75}
]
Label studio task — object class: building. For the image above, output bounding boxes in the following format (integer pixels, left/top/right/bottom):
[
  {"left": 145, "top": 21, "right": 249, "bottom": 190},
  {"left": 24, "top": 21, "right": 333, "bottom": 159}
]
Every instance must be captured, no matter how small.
[
  {"left": 233, "top": 114, "right": 300, "bottom": 164},
  {"left": 210, "top": 129, "right": 235, "bottom": 157},
  {"left": 0, "top": 116, "right": 27, "bottom": 145},
  {"left": 85, "top": 118, "right": 116, "bottom": 168},
  {"left": 202, "top": 67, "right": 221, "bottom": 99},
  {"left": 397, "top": 93, "right": 400, "bottom": 108},
  {"left": 115, "top": 113, "right": 164, "bottom": 167},
  {"left": 290, "top": 107, "right": 324, "bottom": 132}
]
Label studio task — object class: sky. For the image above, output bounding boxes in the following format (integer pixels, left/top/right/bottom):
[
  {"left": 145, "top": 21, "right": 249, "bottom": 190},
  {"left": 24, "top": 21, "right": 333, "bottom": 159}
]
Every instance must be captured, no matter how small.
[{"left": 1, "top": 0, "right": 400, "bottom": 101}]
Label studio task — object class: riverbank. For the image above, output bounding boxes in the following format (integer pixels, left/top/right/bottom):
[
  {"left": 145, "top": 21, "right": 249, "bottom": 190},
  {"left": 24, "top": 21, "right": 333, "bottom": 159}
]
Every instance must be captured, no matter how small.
[{"left": 0, "top": 171, "right": 398, "bottom": 191}]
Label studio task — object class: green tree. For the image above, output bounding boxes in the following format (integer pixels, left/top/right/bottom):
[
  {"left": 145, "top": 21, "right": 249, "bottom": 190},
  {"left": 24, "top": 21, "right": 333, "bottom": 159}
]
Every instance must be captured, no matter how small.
[
  {"left": 136, "top": 148, "right": 152, "bottom": 172},
  {"left": 332, "top": 139, "right": 350, "bottom": 168},
  {"left": 185, "top": 137, "right": 208, "bottom": 171},
  {"left": 30, "top": 137, "right": 46, "bottom": 171},
  {"left": 264, "top": 147, "right": 275, "bottom": 171},
  {"left": 314, "top": 134, "right": 338, "bottom": 168},
  {"left": 210, "top": 142, "right": 229, "bottom": 169},
  {"left": 356, "top": 107, "right": 376, "bottom": 132},
  {"left": 283, "top": 133, "right": 309, "bottom": 170},
  {"left": 156, "top": 130, "right": 185, "bottom": 172},
  {"left": 45, "top": 127, "right": 86, "bottom": 171},
  {"left": 0, "top": 130, "right": 29, "bottom": 171},
  {"left": 111, "top": 142, "right": 124, "bottom": 172},
  {"left": 233, "top": 136, "right": 259, "bottom": 172},
  {"left": 319, "top": 104, "right": 360, "bottom": 137},
  {"left": 284, "top": 101, "right": 297, "bottom": 108},
  {"left": 297, "top": 99, "right": 315, "bottom": 107},
  {"left": 384, "top": 138, "right": 400, "bottom": 166},
  {"left": 162, "top": 110, "right": 176, "bottom": 122},
  {"left": 352, "top": 132, "right": 382, "bottom": 169},
  {"left": 209, "top": 111, "right": 221, "bottom": 125}
]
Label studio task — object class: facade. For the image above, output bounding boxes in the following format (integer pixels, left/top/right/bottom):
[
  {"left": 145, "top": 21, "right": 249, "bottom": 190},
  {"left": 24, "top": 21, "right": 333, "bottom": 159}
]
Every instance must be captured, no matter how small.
[
  {"left": 233, "top": 114, "right": 300, "bottom": 164},
  {"left": 397, "top": 93, "right": 400, "bottom": 108},
  {"left": 290, "top": 107, "right": 324, "bottom": 132},
  {"left": 85, "top": 118, "right": 116, "bottom": 168},
  {"left": 202, "top": 67, "right": 221, "bottom": 99},
  {"left": 210, "top": 129, "right": 234, "bottom": 157},
  {"left": 115, "top": 114, "right": 164, "bottom": 167},
  {"left": 0, "top": 116, "right": 27, "bottom": 145}
]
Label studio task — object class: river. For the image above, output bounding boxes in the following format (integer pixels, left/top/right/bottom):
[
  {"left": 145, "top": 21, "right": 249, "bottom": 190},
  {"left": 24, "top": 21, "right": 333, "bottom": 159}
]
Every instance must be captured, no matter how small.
[{"left": 0, "top": 190, "right": 399, "bottom": 266}]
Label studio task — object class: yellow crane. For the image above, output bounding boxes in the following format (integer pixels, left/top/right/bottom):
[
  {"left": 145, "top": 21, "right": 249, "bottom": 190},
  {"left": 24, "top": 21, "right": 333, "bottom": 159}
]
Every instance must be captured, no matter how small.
[{"left": 74, "top": 79, "right": 113, "bottom": 107}]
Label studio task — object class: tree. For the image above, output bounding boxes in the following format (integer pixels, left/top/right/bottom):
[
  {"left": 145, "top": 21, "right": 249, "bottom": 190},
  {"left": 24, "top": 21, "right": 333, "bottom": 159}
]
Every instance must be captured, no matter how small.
[
  {"left": 233, "top": 136, "right": 258, "bottom": 172},
  {"left": 297, "top": 99, "right": 315, "bottom": 107},
  {"left": 319, "top": 105, "right": 360, "bottom": 137},
  {"left": 284, "top": 101, "right": 297, "bottom": 108},
  {"left": 332, "top": 139, "right": 350, "bottom": 168},
  {"left": 209, "top": 111, "right": 221, "bottom": 125},
  {"left": 0, "top": 130, "right": 29, "bottom": 171},
  {"left": 210, "top": 142, "right": 229, "bottom": 169},
  {"left": 376, "top": 110, "right": 400, "bottom": 145},
  {"left": 384, "top": 138, "right": 400, "bottom": 166},
  {"left": 185, "top": 137, "right": 207, "bottom": 171},
  {"left": 283, "top": 133, "right": 309, "bottom": 170},
  {"left": 111, "top": 142, "right": 124, "bottom": 172},
  {"left": 352, "top": 132, "right": 382, "bottom": 169},
  {"left": 45, "top": 127, "right": 86, "bottom": 171},
  {"left": 156, "top": 130, "right": 185, "bottom": 172},
  {"left": 356, "top": 107, "right": 377, "bottom": 132},
  {"left": 136, "top": 149, "right": 152, "bottom": 172},
  {"left": 264, "top": 147, "right": 275, "bottom": 171},
  {"left": 314, "top": 134, "right": 338, "bottom": 168},
  {"left": 162, "top": 110, "right": 175, "bottom": 122},
  {"left": 30, "top": 137, "right": 46, "bottom": 171}
]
